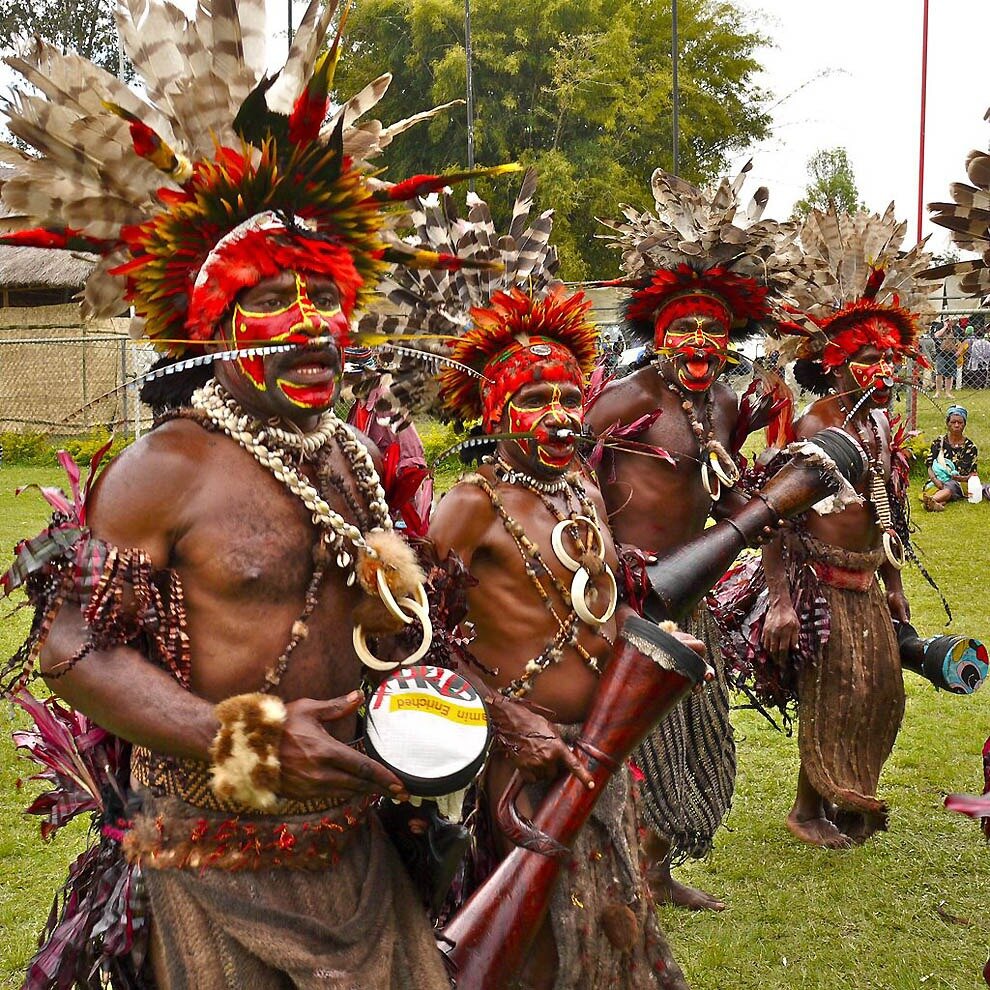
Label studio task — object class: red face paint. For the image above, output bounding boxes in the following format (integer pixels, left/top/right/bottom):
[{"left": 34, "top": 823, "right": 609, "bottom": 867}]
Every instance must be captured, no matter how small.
[
  {"left": 657, "top": 312, "right": 731, "bottom": 392},
  {"left": 849, "top": 358, "right": 897, "bottom": 396},
  {"left": 507, "top": 383, "right": 583, "bottom": 470},
  {"left": 231, "top": 272, "right": 350, "bottom": 407}
]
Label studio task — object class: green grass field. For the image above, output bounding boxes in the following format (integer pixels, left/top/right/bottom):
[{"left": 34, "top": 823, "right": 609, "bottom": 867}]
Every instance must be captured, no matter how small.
[{"left": 0, "top": 389, "right": 988, "bottom": 989}]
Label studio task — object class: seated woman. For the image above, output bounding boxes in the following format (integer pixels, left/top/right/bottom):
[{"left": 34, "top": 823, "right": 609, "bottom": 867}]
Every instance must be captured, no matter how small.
[{"left": 923, "top": 405, "right": 979, "bottom": 510}]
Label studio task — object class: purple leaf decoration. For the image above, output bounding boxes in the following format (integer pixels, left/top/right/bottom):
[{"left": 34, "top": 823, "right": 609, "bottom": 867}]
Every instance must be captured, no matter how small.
[
  {"left": 15, "top": 484, "right": 73, "bottom": 517},
  {"left": 11, "top": 690, "right": 126, "bottom": 838},
  {"left": 56, "top": 450, "right": 83, "bottom": 513}
]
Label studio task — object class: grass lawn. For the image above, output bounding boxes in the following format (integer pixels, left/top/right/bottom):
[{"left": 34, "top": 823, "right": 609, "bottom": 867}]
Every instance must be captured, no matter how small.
[{"left": 1, "top": 388, "right": 989, "bottom": 988}]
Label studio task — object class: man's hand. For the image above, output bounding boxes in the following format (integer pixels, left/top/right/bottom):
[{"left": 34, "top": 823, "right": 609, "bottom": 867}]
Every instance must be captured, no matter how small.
[
  {"left": 668, "top": 629, "right": 714, "bottom": 691},
  {"left": 488, "top": 696, "right": 595, "bottom": 789},
  {"left": 763, "top": 598, "right": 800, "bottom": 663},
  {"left": 279, "top": 692, "right": 408, "bottom": 802},
  {"left": 887, "top": 589, "right": 911, "bottom": 624}
]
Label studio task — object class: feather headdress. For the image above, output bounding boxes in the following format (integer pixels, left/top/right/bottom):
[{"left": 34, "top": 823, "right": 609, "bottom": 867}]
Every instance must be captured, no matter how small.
[
  {"left": 926, "top": 107, "right": 990, "bottom": 300},
  {"left": 770, "top": 206, "right": 936, "bottom": 392},
  {"left": 596, "top": 160, "right": 804, "bottom": 344},
  {"left": 0, "top": 0, "right": 515, "bottom": 356},
  {"left": 358, "top": 169, "right": 598, "bottom": 428}
]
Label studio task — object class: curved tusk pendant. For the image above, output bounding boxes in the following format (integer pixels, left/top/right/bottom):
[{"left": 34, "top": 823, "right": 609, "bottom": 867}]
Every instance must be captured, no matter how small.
[
  {"left": 570, "top": 565, "right": 618, "bottom": 627},
  {"left": 709, "top": 450, "right": 739, "bottom": 488},
  {"left": 353, "top": 591, "right": 434, "bottom": 670},
  {"left": 550, "top": 515, "right": 606, "bottom": 572},
  {"left": 376, "top": 569, "right": 430, "bottom": 625},
  {"left": 700, "top": 460, "right": 720, "bottom": 502},
  {"left": 882, "top": 530, "right": 905, "bottom": 571}
]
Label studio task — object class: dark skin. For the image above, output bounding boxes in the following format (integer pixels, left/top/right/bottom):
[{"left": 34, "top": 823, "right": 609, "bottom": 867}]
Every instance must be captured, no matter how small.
[
  {"left": 40, "top": 270, "right": 408, "bottom": 805},
  {"left": 430, "top": 377, "right": 705, "bottom": 990},
  {"left": 762, "top": 345, "right": 909, "bottom": 849},
  {"left": 926, "top": 413, "right": 974, "bottom": 508},
  {"left": 585, "top": 315, "right": 739, "bottom": 911}
]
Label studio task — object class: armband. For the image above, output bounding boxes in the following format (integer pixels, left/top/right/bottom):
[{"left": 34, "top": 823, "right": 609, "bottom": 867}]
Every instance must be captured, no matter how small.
[{"left": 209, "top": 693, "right": 287, "bottom": 811}]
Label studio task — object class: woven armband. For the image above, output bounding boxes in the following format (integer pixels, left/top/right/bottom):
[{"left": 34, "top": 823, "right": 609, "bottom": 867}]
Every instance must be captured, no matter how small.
[{"left": 209, "top": 693, "right": 287, "bottom": 811}]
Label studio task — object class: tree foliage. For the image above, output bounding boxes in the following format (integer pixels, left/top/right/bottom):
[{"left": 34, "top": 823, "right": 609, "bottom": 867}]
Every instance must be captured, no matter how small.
[
  {"left": 335, "top": 0, "right": 772, "bottom": 279},
  {"left": 792, "top": 147, "right": 863, "bottom": 220},
  {"left": 0, "top": 0, "right": 128, "bottom": 78}
]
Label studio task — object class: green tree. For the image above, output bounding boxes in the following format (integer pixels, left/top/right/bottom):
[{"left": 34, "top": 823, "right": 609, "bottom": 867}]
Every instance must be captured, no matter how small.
[
  {"left": 0, "top": 0, "right": 129, "bottom": 78},
  {"left": 792, "top": 147, "right": 863, "bottom": 219},
  {"left": 335, "top": 0, "right": 772, "bottom": 279}
]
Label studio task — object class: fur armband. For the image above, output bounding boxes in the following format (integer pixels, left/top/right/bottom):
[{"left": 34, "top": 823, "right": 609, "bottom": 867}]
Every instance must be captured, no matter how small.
[{"left": 209, "top": 693, "right": 287, "bottom": 811}]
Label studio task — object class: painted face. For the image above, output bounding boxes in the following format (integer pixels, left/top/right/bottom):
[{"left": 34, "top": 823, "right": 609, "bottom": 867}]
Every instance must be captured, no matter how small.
[
  {"left": 658, "top": 314, "right": 730, "bottom": 392},
  {"left": 231, "top": 272, "right": 350, "bottom": 409},
  {"left": 505, "top": 381, "right": 584, "bottom": 473},
  {"left": 848, "top": 353, "right": 898, "bottom": 404}
]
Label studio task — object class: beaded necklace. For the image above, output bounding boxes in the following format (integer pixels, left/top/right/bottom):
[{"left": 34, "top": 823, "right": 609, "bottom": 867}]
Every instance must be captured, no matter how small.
[
  {"left": 836, "top": 392, "right": 905, "bottom": 569},
  {"left": 659, "top": 374, "right": 740, "bottom": 501},
  {"left": 192, "top": 379, "right": 391, "bottom": 577},
  {"left": 190, "top": 380, "right": 431, "bottom": 679},
  {"left": 470, "top": 468, "right": 617, "bottom": 697}
]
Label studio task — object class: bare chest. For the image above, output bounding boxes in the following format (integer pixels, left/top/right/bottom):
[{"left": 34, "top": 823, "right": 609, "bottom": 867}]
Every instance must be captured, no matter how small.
[{"left": 174, "top": 439, "right": 376, "bottom": 605}]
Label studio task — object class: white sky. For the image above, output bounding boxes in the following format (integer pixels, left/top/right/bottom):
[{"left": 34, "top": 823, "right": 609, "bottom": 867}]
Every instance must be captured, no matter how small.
[{"left": 729, "top": 0, "right": 989, "bottom": 250}]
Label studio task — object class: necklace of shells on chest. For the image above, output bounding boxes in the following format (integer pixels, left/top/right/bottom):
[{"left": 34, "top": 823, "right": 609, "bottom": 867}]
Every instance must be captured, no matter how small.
[
  {"left": 191, "top": 379, "right": 433, "bottom": 673},
  {"left": 660, "top": 377, "right": 740, "bottom": 501}
]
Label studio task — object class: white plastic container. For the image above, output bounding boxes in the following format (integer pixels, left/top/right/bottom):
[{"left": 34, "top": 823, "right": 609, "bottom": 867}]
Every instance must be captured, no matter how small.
[{"left": 968, "top": 475, "right": 983, "bottom": 503}]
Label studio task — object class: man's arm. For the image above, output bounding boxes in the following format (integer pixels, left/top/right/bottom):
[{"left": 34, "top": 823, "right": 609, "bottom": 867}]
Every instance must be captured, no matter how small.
[
  {"left": 40, "top": 424, "right": 404, "bottom": 801},
  {"left": 40, "top": 423, "right": 215, "bottom": 756},
  {"left": 428, "top": 479, "right": 497, "bottom": 568}
]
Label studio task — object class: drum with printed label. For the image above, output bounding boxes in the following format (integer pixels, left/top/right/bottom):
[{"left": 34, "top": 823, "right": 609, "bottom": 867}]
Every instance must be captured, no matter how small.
[{"left": 363, "top": 665, "right": 492, "bottom": 797}]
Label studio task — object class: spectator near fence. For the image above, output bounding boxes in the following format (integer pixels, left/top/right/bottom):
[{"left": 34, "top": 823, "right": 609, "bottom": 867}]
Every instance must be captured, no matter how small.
[
  {"left": 965, "top": 329, "right": 990, "bottom": 389},
  {"left": 933, "top": 318, "right": 965, "bottom": 398}
]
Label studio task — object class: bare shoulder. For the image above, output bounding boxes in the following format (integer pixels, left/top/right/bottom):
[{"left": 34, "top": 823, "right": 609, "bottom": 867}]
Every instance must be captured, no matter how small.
[
  {"left": 429, "top": 474, "right": 498, "bottom": 561},
  {"left": 712, "top": 379, "right": 740, "bottom": 417},
  {"left": 793, "top": 398, "right": 834, "bottom": 440},
  {"left": 586, "top": 367, "right": 659, "bottom": 430},
  {"left": 574, "top": 466, "right": 610, "bottom": 517},
  {"left": 87, "top": 418, "right": 213, "bottom": 559}
]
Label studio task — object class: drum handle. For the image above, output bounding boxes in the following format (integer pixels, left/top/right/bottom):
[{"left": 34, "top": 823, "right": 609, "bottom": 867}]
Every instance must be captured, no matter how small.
[{"left": 495, "top": 769, "right": 571, "bottom": 860}]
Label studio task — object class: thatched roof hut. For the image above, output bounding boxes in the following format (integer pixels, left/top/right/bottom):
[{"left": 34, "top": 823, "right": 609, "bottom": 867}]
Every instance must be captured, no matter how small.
[{"left": 0, "top": 168, "right": 96, "bottom": 305}]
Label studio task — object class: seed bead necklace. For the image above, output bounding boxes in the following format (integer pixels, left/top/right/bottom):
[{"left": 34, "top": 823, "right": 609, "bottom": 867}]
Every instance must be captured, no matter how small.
[
  {"left": 469, "top": 469, "right": 616, "bottom": 697},
  {"left": 836, "top": 393, "right": 905, "bottom": 569},
  {"left": 661, "top": 377, "right": 740, "bottom": 500}
]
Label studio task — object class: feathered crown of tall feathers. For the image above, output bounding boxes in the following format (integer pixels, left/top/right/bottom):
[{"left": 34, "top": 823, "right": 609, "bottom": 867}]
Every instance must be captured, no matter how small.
[
  {"left": 926, "top": 108, "right": 990, "bottom": 300},
  {"left": 770, "top": 205, "right": 936, "bottom": 368},
  {"left": 596, "top": 160, "right": 804, "bottom": 345},
  {"left": 0, "top": 0, "right": 515, "bottom": 356},
  {"left": 357, "top": 169, "right": 598, "bottom": 427}
]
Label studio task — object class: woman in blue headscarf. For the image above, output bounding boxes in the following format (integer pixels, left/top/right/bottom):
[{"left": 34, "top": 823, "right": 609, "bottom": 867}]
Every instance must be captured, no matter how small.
[{"left": 923, "top": 405, "right": 979, "bottom": 510}]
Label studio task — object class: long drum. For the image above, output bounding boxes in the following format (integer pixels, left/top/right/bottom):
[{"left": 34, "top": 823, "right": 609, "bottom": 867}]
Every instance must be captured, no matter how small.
[{"left": 440, "top": 615, "right": 707, "bottom": 987}]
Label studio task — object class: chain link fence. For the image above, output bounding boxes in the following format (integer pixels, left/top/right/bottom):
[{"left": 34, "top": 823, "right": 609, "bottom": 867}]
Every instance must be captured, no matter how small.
[
  {"left": 1, "top": 296, "right": 988, "bottom": 439},
  {"left": 0, "top": 308, "right": 156, "bottom": 436}
]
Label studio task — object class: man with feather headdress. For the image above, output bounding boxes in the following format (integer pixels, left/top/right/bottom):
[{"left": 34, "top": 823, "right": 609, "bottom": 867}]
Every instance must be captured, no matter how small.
[
  {"left": 586, "top": 163, "right": 802, "bottom": 909},
  {"left": 750, "top": 206, "right": 935, "bottom": 848},
  {"left": 0, "top": 1, "right": 515, "bottom": 986},
  {"left": 362, "top": 173, "right": 697, "bottom": 989}
]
